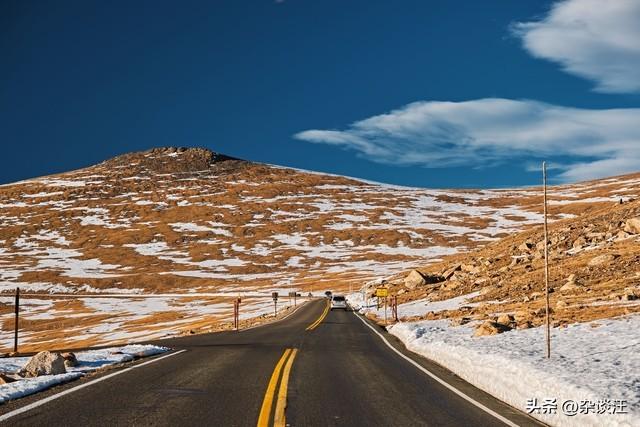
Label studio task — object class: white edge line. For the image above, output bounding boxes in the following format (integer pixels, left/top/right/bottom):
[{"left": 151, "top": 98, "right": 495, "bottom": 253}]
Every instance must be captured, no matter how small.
[
  {"left": 352, "top": 312, "right": 520, "bottom": 427},
  {"left": 0, "top": 349, "right": 187, "bottom": 423}
]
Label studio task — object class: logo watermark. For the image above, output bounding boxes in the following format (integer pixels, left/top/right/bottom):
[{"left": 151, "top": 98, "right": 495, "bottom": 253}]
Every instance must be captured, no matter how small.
[{"left": 526, "top": 398, "right": 628, "bottom": 416}]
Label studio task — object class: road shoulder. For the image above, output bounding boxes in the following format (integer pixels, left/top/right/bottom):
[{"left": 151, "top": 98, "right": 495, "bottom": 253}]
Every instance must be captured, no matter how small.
[{"left": 352, "top": 311, "right": 546, "bottom": 427}]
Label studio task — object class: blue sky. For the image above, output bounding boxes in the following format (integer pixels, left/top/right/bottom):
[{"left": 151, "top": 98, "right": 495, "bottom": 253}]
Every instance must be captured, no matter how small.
[{"left": 1, "top": 0, "right": 639, "bottom": 187}]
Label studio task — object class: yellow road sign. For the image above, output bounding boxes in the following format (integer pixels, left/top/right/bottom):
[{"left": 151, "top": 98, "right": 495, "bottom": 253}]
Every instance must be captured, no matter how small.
[{"left": 375, "top": 287, "right": 388, "bottom": 297}]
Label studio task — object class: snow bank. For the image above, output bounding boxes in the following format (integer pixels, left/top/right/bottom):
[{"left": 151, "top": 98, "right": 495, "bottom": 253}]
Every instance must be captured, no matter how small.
[
  {"left": 0, "top": 373, "right": 83, "bottom": 403},
  {"left": 0, "top": 344, "right": 168, "bottom": 404},
  {"left": 389, "top": 316, "right": 640, "bottom": 427}
]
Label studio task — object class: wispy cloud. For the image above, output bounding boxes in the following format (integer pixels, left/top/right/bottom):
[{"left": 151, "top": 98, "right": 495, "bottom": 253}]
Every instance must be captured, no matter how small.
[
  {"left": 513, "top": 0, "right": 640, "bottom": 93},
  {"left": 294, "top": 98, "right": 640, "bottom": 182}
]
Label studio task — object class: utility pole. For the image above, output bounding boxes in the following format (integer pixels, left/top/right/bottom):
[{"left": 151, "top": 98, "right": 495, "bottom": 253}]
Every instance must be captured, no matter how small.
[{"left": 543, "top": 161, "right": 551, "bottom": 359}]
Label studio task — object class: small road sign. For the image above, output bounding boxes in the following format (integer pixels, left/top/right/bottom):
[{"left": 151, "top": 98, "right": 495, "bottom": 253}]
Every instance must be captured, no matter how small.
[{"left": 375, "top": 287, "right": 388, "bottom": 298}]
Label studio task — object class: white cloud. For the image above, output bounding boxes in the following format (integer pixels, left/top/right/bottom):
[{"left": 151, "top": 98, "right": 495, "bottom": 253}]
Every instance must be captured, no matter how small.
[
  {"left": 294, "top": 98, "right": 640, "bottom": 182},
  {"left": 513, "top": 0, "right": 640, "bottom": 93}
]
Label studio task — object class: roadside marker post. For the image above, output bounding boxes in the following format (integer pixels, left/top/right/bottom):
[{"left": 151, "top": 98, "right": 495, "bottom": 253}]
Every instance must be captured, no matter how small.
[
  {"left": 14, "top": 287, "right": 19, "bottom": 354},
  {"left": 272, "top": 292, "right": 279, "bottom": 317},
  {"left": 288, "top": 291, "right": 297, "bottom": 307},
  {"left": 391, "top": 296, "right": 398, "bottom": 322},
  {"left": 233, "top": 298, "right": 241, "bottom": 331}
]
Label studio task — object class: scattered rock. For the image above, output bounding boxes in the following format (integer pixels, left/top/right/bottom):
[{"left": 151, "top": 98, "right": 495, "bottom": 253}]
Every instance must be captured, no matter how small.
[
  {"left": 461, "top": 264, "right": 481, "bottom": 275},
  {"left": 616, "top": 230, "right": 630, "bottom": 240},
  {"left": 518, "top": 241, "right": 533, "bottom": 252},
  {"left": 536, "top": 239, "right": 548, "bottom": 252},
  {"left": 61, "top": 352, "right": 79, "bottom": 368},
  {"left": 0, "top": 373, "right": 18, "bottom": 384},
  {"left": 623, "top": 217, "right": 640, "bottom": 234},
  {"left": 588, "top": 254, "right": 618, "bottom": 266},
  {"left": 514, "top": 310, "right": 532, "bottom": 322},
  {"left": 622, "top": 288, "right": 639, "bottom": 301},
  {"left": 450, "top": 317, "right": 471, "bottom": 326},
  {"left": 556, "top": 300, "right": 568, "bottom": 309},
  {"left": 496, "top": 314, "right": 514, "bottom": 325},
  {"left": 560, "top": 282, "right": 579, "bottom": 292},
  {"left": 20, "top": 351, "right": 66, "bottom": 377},
  {"left": 442, "top": 264, "right": 462, "bottom": 280},
  {"left": 517, "top": 321, "right": 533, "bottom": 329},
  {"left": 572, "top": 236, "right": 587, "bottom": 250},
  {"left": 586, "top": 232, "right": 605, "bottom": 240},
  {"left": 474, "top": 321, "right": 512, "bottom": 337}
]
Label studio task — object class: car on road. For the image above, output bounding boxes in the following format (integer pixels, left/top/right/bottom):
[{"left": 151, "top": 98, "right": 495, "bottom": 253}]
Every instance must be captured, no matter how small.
[{"left": 330, "top": 295, "right": 348, "bottom": 310}]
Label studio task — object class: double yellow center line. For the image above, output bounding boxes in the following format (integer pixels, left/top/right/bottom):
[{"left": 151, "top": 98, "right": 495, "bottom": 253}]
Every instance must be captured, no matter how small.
[
  {"left": 257, "top": 348, "right": 299, "bottom": 427},
  {"left": 305, "top": 300, "right": 330, "bottom": 331},
  {"left": 257, "top": 301, "right": 331, "bottom": 426}
]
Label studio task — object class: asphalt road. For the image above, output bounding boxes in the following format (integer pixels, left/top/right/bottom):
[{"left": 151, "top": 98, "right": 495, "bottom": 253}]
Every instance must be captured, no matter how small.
[{"left": 1, "top": 299, "right": 543, "bottom": 426}]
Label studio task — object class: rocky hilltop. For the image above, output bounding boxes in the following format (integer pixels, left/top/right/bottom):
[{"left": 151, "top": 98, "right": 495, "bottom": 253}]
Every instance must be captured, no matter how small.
[
  {"left": 100, "top": 147, "right": 244, "bottom": 174},
  {"left": 0, "top": 147, "right": 638, "bottom": 350}
]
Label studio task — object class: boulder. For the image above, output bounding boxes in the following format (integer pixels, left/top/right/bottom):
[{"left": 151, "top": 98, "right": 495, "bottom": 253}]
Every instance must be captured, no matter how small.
[
  {"left": 61, "top": 352, "right": 79, "bottom": 368},
  {"left": 404, "top": 270, "right": 426, "bottom": 289},
  {"left": 496, "top": 314, "right": 514, "bottom": 326},
  {"left": 518, "top": 241, "right": 534, "bottom": 252},
  {"left": 556, "top": 300, "right": 568, "bottom": 309},
  {"left": 623, "top": 218, "right": 640, "bottom": 234},
  {"left": 514, "top": 310, "right": 532, "bottom": 322},
  {"left": 442, "top": 264, "right": 461, "bottom": 280},
  {"left": 404, "top": 270, "right": 444, "bottom": 289},
  {"left": 20, "top": 351, "right": 66, "bottom": 377},
  {"left": 517, "top": 321, "right": 533, "bottom": 329},
  {"left": 474, "top": 321, "right": 511, "bottom": 337},
  {"left": 588, "top": 254, "right": 618, "bottom": 266}
]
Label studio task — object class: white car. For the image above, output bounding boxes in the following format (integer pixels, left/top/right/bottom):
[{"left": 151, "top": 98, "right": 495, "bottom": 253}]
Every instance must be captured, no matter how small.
[{"left": 330, "top": 295, "right": 348, "bottom": 310}]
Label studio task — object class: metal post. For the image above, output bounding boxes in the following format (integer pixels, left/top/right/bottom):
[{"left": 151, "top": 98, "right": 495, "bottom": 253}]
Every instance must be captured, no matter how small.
[
  {"left": 543, "top": 161, "right": 551, "bottom": 359},
  {"left": 274, "top": 300, "right": 277, "bottom": 317},
  {"left": 393, "top": 296, "right": 399, "bottom": 322},
  {"left": 384, "top": 297, "right": 387, "bottom": 326},
  {"left": 14, "top": 287, "right": 20, "bottom": 354}
]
